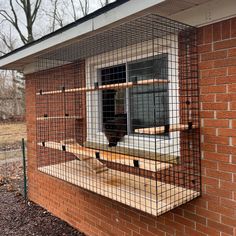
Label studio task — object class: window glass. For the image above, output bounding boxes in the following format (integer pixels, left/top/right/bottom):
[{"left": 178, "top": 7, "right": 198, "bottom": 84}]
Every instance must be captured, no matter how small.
[{"left": 128, "top": 55, "right": 168, "bottom": 133}]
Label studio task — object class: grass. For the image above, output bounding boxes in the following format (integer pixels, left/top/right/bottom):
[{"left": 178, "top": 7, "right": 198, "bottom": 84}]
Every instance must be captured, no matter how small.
[
  {"left": 0, "top": 122, "right": 26, "bottom": 146},
  {"left": 0, "top": 122, "right": 26, "bottom": 161}
]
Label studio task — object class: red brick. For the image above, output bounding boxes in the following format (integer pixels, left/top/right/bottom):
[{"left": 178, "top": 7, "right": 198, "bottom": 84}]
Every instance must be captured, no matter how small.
[
  {"left": 213, "top": 22, "right": 222, "bottom": 42},
  {"left": 198, "top": 44, "right": 212, "bottom": 53},
  {"left": 201, "top": 68, "right": 227, "bottom": 78},
  {"left": 196, "top": 223, "right": 220, "bottom": 236},
  {"left": 203, "top": 25, "right": 213, "bottom": 43},
  {"left": 215, "top": 93, "right": 230, "bottom": 102},
  {"left": 200, "top": 94, "right": 215, "bottom": 102},
  {"left": 222, "top": 216, "right": 236, "bottom": 227},
  {"left": 214, "top": 58, "right": 236, "bottom": 68},
  {"left": 208, "top": 201, "right": 235, "bottom": 218},
  {"left": 220, "top": 180, "right": 236, "bottom": 192},
  {"left": 201, "top": 142, "right": 216, "bottom": 152},
  {"left": 183, "top": 211, "right": 207, "bottom": 225},
  {"left": 219, "top": 162, "right": 236, "bottom": 173},
  {"left": 201, "top": 50, "right": 227, "bottom": 61},
  {"left": 217, "top": 145, "right": 236, "bottom": 155},
  {"left": 206, "top": 186, "right": 232, "bottom": 199},
  {"left": 199, "top": 77, "right": 215, "bottom": 86},
  {"left": 202, "top": 102, "right": 227, "bottom": 110},
  {"left": 199, "top": 60, "right": 214, "bottom": 69},
  {"left": 203, "top": 134, "right": 229, "bottom": 145},
  {"left": 222, "top": 19, "right": 231, "bottom": 39},
  {"left": 201, "top": 85, "right": 226, "bottom": 94},
  {"left": 196, "top": 207, "right": 220, "bottom": 222},
  {"left": 232, "top": 155, "right": 236, "bottom": 163},
  {"left": 228, "top": 47, "right": 236, "bottom": 57},
  {"left": 201, "top": 111, "right": 214, "bottom": 118},
  {"left": 204, "top": 151, "right": 229, "bottom": 162},
  {"left": 197, "top": 27, "right": 204, "bottom": 45},
  {"left": 228, "top": 66, "right": 236, "bottom": 75},
  {"left": 208, "top": 220, "right": 234, "bottom": 235},
  {"left": 202, "top": 176, "right": 219, "bottom": 187},
  {"left": 185, "top": 227, "right": 206, "bottom": 236},
  {"left": 174, "top": 215, "right": 195, "bottom": 228},
  {"left": 231, "top": 17, "right": 236, "bottom": 38},
  {"left": 228, "top": 84, "right": 236, "bottom": 93},
  {"left": 217, "top": 111, "right": 236, "bottom": 119},
  {"left": 165, "top": 219, "right": 185, "bottom": 233},
  {"left": 204, "top": 119, "right": 228, "bottom": 128},
  {"left": 214, "top": 38, "right": 236, "bottom": 50},
  {"left": 218, "top": 128, "right": 236, "bottom": 137}
]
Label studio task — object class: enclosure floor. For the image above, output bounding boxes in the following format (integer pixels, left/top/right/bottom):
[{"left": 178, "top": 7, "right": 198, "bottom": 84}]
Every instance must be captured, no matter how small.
[{"left": 39, "top": 160, "right": 200, "bottom": 216}]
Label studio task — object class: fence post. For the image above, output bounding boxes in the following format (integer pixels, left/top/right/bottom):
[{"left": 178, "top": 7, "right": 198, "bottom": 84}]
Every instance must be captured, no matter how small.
[{"left": 22, "top": 138, "right": 27, "bottom": 201}]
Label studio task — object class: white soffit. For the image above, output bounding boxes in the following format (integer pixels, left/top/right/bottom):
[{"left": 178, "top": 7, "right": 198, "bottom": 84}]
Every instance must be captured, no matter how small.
[{"left": 169, "top": 0, "right": 236, "bottom": 26}]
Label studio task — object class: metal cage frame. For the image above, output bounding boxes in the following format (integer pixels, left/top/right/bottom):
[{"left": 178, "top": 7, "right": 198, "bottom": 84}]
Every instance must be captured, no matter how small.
[{"left": 34, "top": 13, "right": 201, "bottom": 216}]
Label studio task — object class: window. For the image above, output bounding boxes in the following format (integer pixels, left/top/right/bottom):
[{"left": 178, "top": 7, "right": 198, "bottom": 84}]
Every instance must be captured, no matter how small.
[{"left": 100, "top": 54, "right": 168, "bottom": 146}]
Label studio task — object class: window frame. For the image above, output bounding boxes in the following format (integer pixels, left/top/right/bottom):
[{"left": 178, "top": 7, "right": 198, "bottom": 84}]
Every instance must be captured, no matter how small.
[{"left": 85, "top": 36, "right": 180, "bottom": 155}]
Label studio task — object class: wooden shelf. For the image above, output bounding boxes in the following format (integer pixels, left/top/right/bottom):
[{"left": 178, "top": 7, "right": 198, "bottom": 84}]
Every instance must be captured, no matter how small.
[
  {"left": 38, "top": 140, "right": 172, "bottom": 173},
  {"left": 36, "top": 116, "right": 83, "bottom": 121},
  {"left": 36, "top": 79, "right": 169, "bottom": 95},
  {"left": 135, "top": 124, "right": 198, "bottom": 135},
  {"left": 39, "top": 160, "right": 200, "bottom": 216}
]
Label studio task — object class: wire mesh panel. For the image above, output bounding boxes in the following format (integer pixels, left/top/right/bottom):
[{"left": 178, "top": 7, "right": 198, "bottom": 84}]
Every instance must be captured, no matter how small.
[{"left": 34, "top": 13, "right": 200, "bottom": 216}]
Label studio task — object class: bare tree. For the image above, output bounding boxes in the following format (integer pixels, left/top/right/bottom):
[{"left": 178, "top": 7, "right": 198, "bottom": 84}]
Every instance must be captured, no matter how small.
[
  {"left": 45, "top": 0, "right": 89, "bottom": 32},
  {"left": 0, "top": 0, "right": 42, "bottom": 44},
  {"left": 44, "top": 0, "right": 65, "bottom": 32}
]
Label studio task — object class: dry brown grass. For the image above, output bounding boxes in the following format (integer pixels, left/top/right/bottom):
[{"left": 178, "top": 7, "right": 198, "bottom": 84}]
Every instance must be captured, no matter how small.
[
  {"left": 0, "top": 122, "right": 26, "bottom": 146},
  {"left": 0, "top": 122, "right": 26, "bottom": 161}
]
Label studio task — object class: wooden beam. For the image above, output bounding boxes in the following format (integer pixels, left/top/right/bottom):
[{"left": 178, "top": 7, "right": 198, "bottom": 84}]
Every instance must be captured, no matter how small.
[
  {"left": 38, "top": 140, "right": 172, "bottom": 172},
  {"left": 135, "top": 124, "right": 198, "bottom": 135},
  {"left": 36, "top": 116, "right": 83, "bottom": 121},
  {"left": 36, "top": 79, "right": 169, "bottom": 95},
  {"left": 39, "top": 141, "right": 108, "bottom": 174}
]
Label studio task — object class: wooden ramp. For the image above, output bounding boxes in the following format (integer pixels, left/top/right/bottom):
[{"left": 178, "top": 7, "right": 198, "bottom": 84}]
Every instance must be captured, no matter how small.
[
  {"left": 39, "top": 160, "right": 200, "bottom": 216},
  {"left": 38, "top": 141, "right": 172, "bottom": 173}
]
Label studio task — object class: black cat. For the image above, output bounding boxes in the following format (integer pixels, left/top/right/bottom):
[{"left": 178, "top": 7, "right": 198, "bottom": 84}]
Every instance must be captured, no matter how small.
[{"left": 103, "top": 114, "right": 127, "bottom": 147}]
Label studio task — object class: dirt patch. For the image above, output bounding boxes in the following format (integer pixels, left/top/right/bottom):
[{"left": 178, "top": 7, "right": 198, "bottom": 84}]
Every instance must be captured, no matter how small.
[{"left": 0, "top": 161, "right": 85, "bottom": 236}]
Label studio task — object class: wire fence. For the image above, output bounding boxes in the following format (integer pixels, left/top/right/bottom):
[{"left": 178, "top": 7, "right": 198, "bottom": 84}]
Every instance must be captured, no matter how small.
[{"left": 0, "top": 121, "right": 27, "bottom": 196}]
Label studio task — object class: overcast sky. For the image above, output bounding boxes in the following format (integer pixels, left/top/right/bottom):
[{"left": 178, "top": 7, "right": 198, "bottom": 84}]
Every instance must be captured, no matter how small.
[{"left": 0, "top": 0, "right": 115, "bottom": 52}]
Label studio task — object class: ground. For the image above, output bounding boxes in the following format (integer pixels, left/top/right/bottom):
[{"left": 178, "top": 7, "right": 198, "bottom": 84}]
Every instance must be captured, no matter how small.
[
  {"left": 0, "top": 122, "right": 26, "bottom": 161},
  {"left": 0, "top": 122, "right": 85, "bottom": 236}
]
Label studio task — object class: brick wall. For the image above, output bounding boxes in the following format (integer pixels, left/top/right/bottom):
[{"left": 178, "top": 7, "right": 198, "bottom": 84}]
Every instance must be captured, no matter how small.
[{"left": 26, "top": 17, "right": 236, "bottom": 236}]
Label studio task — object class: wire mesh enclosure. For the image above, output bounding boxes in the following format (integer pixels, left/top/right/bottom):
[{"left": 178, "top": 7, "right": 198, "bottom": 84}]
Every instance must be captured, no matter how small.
[{"left": 34, "top": 13, "right": 200, "bottom": 216}]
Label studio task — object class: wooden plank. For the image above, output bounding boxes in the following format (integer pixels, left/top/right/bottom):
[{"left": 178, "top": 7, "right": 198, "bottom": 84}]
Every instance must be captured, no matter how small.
[
  {"left": 38, "top": 141, "right": 172, "bottom": 172},
  {"left": 36, "top": 79, "right": 169, "bottom": 95},
  {"left": 39, "top": 160, "right": 200, "bottom": 216},
  {"left": 36, "top": 116, "right": 83, "bottom": 121},
  {"left": 84, "top": 141, "right": 179, "bottom": 164},
  {"left": 135, "top": 124, "right": 198, "bottom": 135},
  {"left": 38, "top": 141, "right": 108, "bottom": 174}
]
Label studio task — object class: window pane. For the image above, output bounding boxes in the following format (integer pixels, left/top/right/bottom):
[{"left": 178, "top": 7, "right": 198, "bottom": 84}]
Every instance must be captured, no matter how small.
[{"left": 128, "top": 55, "right": 168, "bottom": 133}]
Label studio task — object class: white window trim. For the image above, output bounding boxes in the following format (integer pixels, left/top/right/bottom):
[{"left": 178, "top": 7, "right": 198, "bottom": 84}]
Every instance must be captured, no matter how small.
[{"left": 85, "top": 35, "right": 180, "bottom": 155}]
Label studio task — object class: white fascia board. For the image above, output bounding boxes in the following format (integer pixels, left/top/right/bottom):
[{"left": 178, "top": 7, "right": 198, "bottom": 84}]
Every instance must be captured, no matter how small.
[
  {"left": 170, "top": 0, "right": 236, "bottom": 27},
  {"left": 0, "top": 0, "right": 164, "bottom": 70}
]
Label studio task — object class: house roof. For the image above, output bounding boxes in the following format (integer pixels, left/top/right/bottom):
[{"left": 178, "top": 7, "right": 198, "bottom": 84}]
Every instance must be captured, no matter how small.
[
  {"left": 0, "top": 0, "right": 129, "bottom": 62},
  {"left": 0, "top": 0, "right": 235, "bottom": 72}
]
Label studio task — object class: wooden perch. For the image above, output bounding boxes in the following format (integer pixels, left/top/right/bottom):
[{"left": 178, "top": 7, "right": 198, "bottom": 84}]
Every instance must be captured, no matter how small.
[
  {"left": 38, "top": 140, "right": 172, "bottom": 173},
  {"left": 36, "top": 79, "right": 169, "bottom": 95},
  {"left": 36, "top": 116, "right": 83, "bottom": 121},
  {"left": 39, "top": 141, "right": 108, "bottom": 174},
  {"left": 135, "top": 123, "right": 198, "bottom": 135}
]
